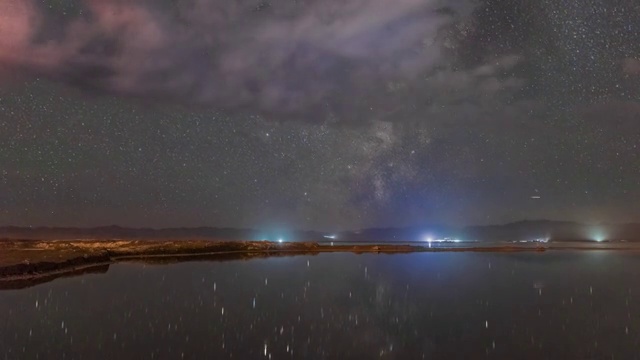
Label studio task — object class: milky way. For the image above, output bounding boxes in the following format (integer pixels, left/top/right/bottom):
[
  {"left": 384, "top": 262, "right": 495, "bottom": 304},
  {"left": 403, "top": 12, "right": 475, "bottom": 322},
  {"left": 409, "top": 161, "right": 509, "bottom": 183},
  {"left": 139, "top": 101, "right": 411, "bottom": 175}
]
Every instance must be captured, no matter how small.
[{"left": 0, "top": 0, "right": 639, "bottom": 230}]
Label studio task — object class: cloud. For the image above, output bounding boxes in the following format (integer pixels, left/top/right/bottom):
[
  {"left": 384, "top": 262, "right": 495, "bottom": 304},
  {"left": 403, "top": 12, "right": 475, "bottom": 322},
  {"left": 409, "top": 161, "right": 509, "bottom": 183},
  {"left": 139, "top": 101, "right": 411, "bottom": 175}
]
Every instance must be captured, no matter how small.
[
  {"left": 0, "top": 0, "right": 477, "bottom": 121},
  {"left": 0, "top": 1, "right": 35, "bottom": 51},
  {"left": 0, "top": 1, "right": 39, "bottom": 78}
]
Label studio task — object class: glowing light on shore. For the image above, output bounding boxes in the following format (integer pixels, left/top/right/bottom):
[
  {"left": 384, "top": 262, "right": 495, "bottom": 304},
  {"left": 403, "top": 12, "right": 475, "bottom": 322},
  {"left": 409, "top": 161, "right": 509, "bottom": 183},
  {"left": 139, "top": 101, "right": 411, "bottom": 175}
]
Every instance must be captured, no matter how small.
[
  {"left": 423, "top": 236, "right": 433, "bottom": 248},
  {"left": 591, "top": 230, "right": 606, "bottom": 242}
]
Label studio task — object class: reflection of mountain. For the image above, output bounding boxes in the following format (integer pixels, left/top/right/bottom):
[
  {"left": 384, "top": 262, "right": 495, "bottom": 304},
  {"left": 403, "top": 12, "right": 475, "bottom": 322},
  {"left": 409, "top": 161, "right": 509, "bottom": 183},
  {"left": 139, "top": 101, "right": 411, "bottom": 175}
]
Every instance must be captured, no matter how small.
[{"left": 1, "top": 220, "right": 639, "bottom": 242}]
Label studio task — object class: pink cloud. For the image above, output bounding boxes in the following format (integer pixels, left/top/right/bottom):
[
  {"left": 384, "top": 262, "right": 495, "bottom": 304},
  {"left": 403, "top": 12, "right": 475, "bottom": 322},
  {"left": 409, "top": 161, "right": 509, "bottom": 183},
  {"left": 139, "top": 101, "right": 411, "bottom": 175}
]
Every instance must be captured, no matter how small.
[
  {"left": 0, "top": 0, "right": 37, "bottom": 61},
  {"left": 0, "top": 0, "right": 477, "bottom": 120}
]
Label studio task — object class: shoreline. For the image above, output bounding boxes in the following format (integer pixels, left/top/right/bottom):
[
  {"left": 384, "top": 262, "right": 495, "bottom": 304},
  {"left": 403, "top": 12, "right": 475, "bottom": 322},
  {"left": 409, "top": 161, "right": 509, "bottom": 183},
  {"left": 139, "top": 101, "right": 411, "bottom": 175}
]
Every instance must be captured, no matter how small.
[{"left": 1, "top": 239, "right": 638, "bottom": 289}]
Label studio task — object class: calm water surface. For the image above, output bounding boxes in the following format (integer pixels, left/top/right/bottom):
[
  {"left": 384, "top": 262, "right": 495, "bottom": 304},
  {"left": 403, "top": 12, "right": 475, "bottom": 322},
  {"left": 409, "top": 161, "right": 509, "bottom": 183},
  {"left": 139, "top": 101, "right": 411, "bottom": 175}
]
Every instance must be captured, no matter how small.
[{"left": 1, "top": 252, "right": 640, "bottom": 359}]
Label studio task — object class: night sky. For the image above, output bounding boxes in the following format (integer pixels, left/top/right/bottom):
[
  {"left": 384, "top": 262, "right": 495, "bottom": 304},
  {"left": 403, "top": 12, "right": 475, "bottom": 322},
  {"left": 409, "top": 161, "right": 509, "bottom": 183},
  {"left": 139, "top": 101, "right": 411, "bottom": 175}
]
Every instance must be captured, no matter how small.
[{"left": 0, "top": 0, "right": 639, "bottom": 230}]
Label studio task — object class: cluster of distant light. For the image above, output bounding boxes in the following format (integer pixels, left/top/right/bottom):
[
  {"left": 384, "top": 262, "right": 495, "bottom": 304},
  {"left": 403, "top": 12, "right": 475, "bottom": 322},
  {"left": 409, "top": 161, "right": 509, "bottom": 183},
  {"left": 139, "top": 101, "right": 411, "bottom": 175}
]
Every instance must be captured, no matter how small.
[
  {"left": 512, "top": 237, "right": 549, "bottom": 244},
  {"left": 259, "top": 232, "right": 614, "bottom": 244},
  {"left": 422, "top": 236, "right": 463, "bottom": 248},
  {"left": 511, "top": 232, "right": 612, "bottom": 243},
  {"left": 423, "top": 237, "right": 462, "bottom": 243},
  {"left": 257, "top": 233, "right": 339, "bottom": 243}
]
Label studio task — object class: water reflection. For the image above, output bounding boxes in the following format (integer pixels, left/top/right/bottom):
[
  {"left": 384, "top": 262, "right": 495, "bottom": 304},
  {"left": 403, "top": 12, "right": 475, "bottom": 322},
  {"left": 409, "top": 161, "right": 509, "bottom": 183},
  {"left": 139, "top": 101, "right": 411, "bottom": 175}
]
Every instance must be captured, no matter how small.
[{"left": 1, "top": 252, "right": 639, "bottom": 359}]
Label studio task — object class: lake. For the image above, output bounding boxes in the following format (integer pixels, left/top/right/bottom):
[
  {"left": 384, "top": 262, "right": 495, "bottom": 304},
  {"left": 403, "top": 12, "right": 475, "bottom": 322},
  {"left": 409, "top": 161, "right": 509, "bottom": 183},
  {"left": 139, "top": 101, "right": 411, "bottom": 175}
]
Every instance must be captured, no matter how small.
[{"left": 1, "top": 251, "right": 639, "bottom": 359}]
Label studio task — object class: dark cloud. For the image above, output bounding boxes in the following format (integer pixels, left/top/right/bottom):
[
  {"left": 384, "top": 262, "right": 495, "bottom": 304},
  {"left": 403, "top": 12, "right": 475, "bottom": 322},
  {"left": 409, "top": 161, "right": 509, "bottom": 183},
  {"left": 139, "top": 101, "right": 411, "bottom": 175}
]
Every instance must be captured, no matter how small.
[{"left": 0, "top": 0, "right": 478, "bottom": 122}]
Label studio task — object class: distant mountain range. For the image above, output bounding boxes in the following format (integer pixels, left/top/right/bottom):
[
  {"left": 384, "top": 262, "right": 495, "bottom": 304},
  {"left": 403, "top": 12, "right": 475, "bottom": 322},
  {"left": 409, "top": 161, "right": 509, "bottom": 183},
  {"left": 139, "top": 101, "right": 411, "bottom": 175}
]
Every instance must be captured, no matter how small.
[
  {"left": 1, "top": 220, "right": 639, "bottom": 242},
  {"left": 344, "top": 220, "right": 640, "bottom": 243}
]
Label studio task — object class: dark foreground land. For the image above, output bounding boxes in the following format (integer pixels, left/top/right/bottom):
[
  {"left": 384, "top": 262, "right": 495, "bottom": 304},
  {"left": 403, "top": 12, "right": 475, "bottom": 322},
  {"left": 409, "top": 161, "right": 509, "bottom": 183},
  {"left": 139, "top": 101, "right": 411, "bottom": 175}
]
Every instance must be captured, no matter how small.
[{"left": 1, "top": 238, "right": 637, "bottom": 289}]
